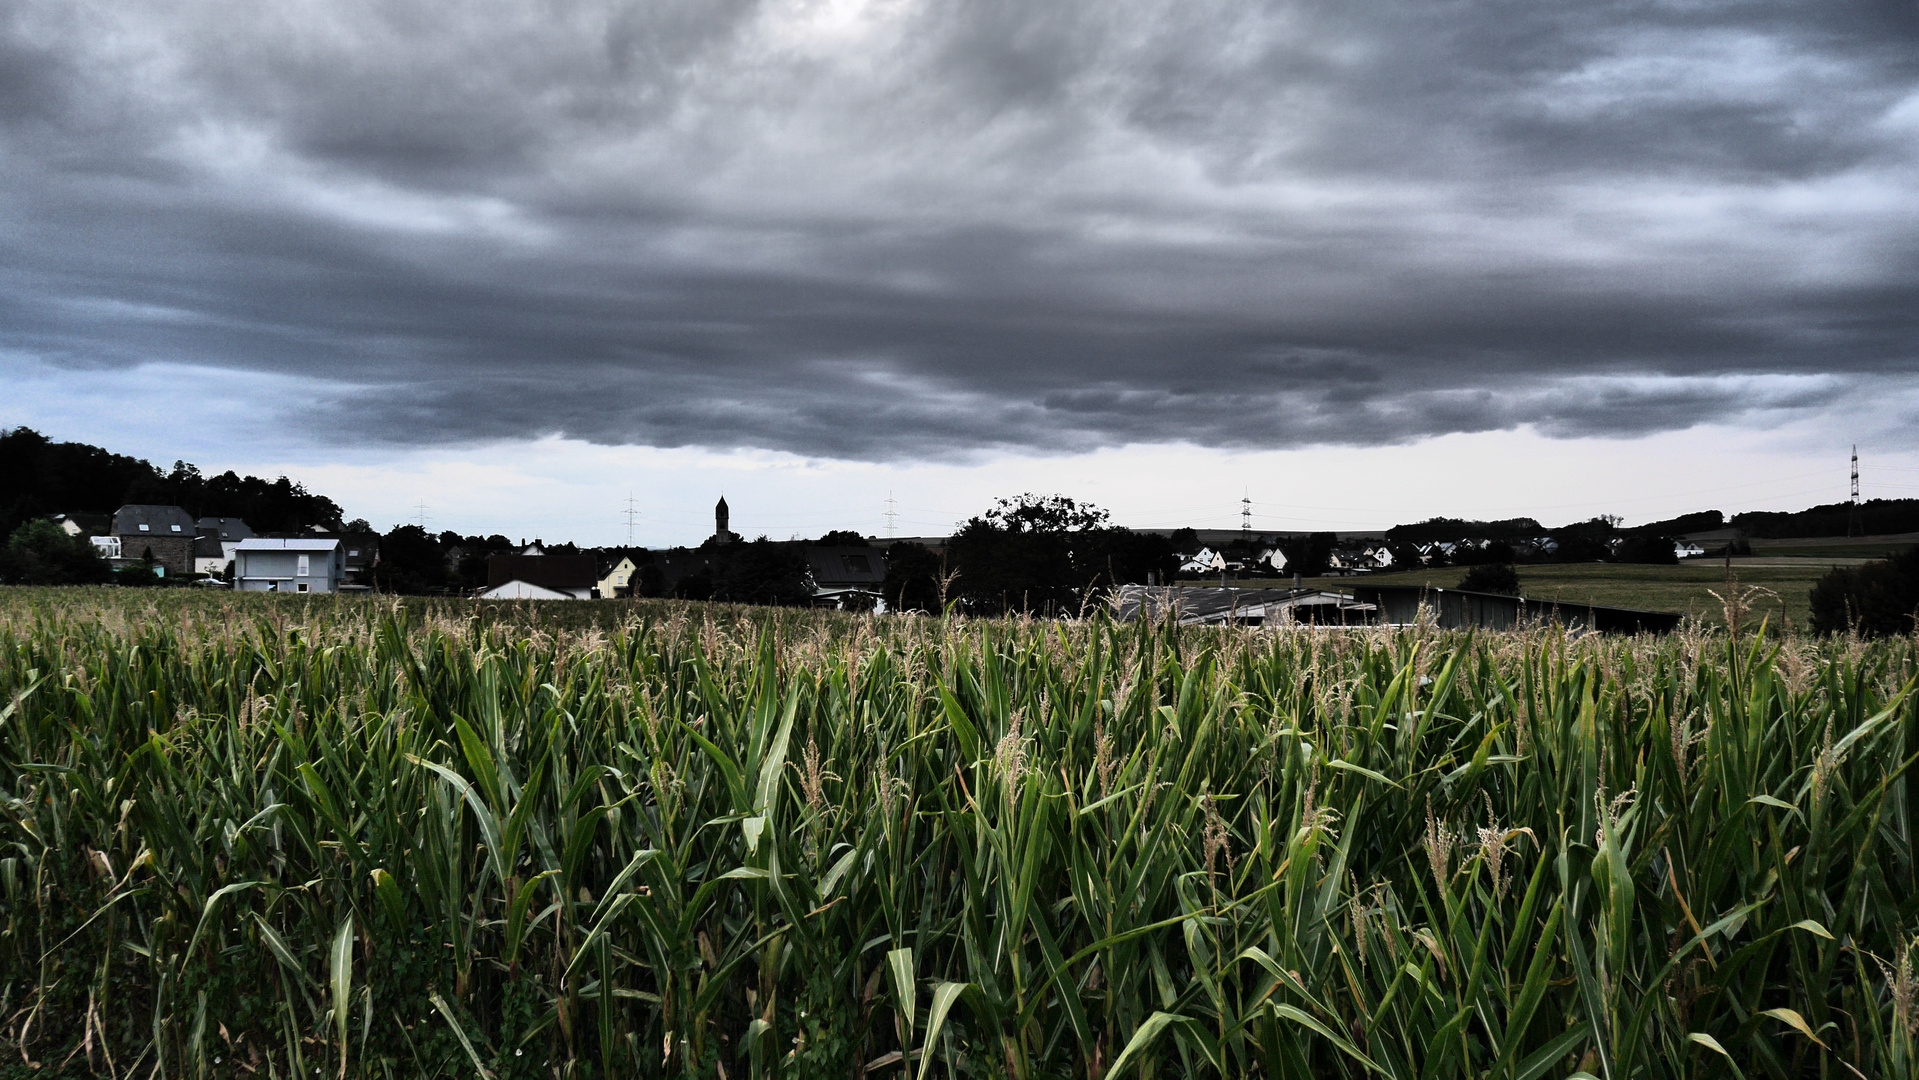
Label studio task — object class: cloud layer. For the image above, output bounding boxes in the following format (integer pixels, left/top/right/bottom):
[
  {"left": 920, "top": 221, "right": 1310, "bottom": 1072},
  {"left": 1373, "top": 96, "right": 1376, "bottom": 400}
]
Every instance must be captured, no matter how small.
[{"left": 4, "top": 0, "right": 1918, "bottom": 458}]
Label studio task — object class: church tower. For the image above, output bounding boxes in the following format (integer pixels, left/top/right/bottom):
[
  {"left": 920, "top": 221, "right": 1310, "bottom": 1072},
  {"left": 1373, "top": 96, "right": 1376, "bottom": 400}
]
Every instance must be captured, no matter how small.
[{"left": 715, "top": 495, "right": 730, "bottom": 541}]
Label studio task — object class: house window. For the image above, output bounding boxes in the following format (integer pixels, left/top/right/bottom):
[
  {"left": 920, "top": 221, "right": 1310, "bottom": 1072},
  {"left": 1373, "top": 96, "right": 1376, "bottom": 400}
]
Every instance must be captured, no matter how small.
[
  {"left": 347, "top": 549, "right": 358, "bottom": 557},
  {"left": 298, "top": 555, "right": 310, "bottom": 576},
  {"left": 297, "top": 583, "right": 309, "bottom": 593},
  {"left": 170, "top": 524, "right": 181, "bottom": 532},
  {"left": 138, "top": 524, "right": 149, "bottom": 531}
]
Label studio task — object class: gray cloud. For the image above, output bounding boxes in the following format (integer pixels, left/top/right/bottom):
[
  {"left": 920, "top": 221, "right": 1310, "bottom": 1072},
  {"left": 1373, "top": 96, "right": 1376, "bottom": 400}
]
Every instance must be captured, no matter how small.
[{"left": 3, "top": 0, "right": 1918, "bottom": 459}]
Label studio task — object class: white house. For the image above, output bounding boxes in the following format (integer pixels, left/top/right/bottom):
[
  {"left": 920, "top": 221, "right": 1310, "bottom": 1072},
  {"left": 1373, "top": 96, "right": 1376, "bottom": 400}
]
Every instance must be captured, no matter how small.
[
  {"left": 233, "top": 538, "right": 345, "bottom": 594},
  {"left": 1674, "top": 540, "right": 1707, "bottom": 559},
  {"left": 1179, "top": 547, "right": 1225, "bottom": 574},
  {"left": 1257, "top": 547, "right": 1288, "bottom": 573},
  {"left": 598, "top": 556, "right": 640, "bottom": 598}
]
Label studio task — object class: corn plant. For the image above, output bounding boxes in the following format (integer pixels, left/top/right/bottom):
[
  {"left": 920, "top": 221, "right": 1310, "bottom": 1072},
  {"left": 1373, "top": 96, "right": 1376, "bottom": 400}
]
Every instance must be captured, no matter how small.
[{"left": 0, "top": 590, "right": 1915, "bottom": 1079}]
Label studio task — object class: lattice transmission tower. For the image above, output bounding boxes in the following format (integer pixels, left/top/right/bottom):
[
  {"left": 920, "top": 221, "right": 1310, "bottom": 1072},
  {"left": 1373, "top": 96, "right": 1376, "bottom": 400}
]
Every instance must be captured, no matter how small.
[{"left": 1849, "top": 445, "right": 1861, "bottom": 537}]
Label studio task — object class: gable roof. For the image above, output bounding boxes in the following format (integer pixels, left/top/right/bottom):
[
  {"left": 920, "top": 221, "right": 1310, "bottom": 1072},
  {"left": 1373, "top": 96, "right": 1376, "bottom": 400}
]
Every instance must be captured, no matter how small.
[
  {"left": 487, "top": 553, "right": 598, "bottom": 590},
  {"left": 196, "top": 516, "right": 254, "bottom": 541},
  {"left": 114, "top": 504, "right": 197, "bottom": 535},
  {"left": 235, "top": 538, "right": 343, "bottom": 552},
  {"left": 479, "top": 580, "right": 577, "bottom": 600},
  {"left": 49, "top": 512, "right": 113, "bottom": 536},
  {"left": 804, "top": 546, "right": 887, "bottom": 586}
]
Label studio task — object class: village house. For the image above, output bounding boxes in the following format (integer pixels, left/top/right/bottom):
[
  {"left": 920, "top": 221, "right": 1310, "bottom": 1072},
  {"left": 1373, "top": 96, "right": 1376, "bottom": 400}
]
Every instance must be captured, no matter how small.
[
  {"left": 233, "top": 537, "right": 345, "bottom": 593},
  {"left": 598, "top": 555, "right": 641, "bottom": 599},
  {"left": 804, "top": 545, "right": 888, "bottom": 608},
  {"left": 193, "top": 517, "right": 254, "bottom": 575},
  {"left": 112, "top": 504, "right": 198, "bottom": 575}
]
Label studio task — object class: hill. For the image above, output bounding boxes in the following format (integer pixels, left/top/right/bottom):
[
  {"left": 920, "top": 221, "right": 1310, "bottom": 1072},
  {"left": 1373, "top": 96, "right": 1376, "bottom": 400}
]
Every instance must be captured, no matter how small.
[{"left": 0, "top": 426, "right": 350, "bottom": 538}]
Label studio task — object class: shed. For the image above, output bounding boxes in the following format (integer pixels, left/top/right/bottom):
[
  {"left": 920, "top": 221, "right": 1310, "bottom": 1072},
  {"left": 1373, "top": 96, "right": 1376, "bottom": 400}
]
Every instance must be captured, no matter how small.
[
  {"left": 486, "top": 554, "right": 597, "bottom": 599},
  {"left": 478, "top": 580, "right": 579, "bottom": 600},
  {"left": 1114, "top": 586, "right": 1376, "bottom": 627},
  {"left": 1350, "top": 584, "right": 1680, "bottom": 634}
]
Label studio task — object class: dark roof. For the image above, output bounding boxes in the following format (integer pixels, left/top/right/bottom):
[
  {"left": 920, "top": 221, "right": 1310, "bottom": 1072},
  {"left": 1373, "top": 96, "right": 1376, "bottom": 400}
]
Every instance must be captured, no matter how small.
[
  {"left": 805, "top": 546, "right": 887, "bottom": 586},
  {"left": 191, "top": 535, "right": 226, "bottom": 559},
  {"left": 195, "top": 516, "right": 254, "bottom": 541},
  {"left": 486, "top": 553, "right": 598, "bottom": 590},
  {"left": 1115, "top": 586, "right": 1374, "bottom": 625},
  {"left": 1350, "top": 584, "right": 1681, "bottom": 634},
  {"left": 113, "top": 504, "right": 197, "bottom": 536}
]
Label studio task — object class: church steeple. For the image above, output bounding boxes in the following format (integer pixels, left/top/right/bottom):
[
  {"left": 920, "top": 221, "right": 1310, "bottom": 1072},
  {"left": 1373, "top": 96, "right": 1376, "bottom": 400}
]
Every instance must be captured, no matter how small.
[{"left": 715, "top": 495, "right": 730, "bottom": 541}]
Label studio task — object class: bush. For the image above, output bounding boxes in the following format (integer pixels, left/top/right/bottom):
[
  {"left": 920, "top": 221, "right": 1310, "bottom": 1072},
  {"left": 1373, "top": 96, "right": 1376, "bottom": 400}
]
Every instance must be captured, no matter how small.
[
  {"left": 1809, "top": 547, "right": 1919, "bottom": 635},
  {"left": 1458, "top": 562, "right": 1520, "bottom": 594}
]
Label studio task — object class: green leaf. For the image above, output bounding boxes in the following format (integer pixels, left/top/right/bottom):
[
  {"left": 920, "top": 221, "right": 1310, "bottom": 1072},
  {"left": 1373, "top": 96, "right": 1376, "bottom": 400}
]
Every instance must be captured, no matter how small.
[
  {"left": 918, "top": 983, "right": 972, "bottom": 1080},
  {"left": 1686, "top": 1032, "right": 1747, "bottom": 1080},
  {"left": 1325, "top": 758, "right": 1401, "bottom": 788},
  {"left": 1269, "top": 1003, "right": 1385, "bottom": 1073},
  {"left": 887, "top": 946, "right": 917, "bottom": 1038},
  {"left": 1513, "top": 1024, "right": 1591, "bottom": 1080},
  {"left": 1760, "top": 1007, "right": 1827, "bottom": 1047},
  {"left": 1103, "top": 1012, "right": 1194, "bottom": 1080},
  {"left": 330, "top": 915, "right": 354, "bottom": 1060},
  {"left": 1747, "top": 794, "right": 1803, "bottom": 821},
  {"left": 429, "top": 990, "right": 496, "bottom": 1080},
  {"left": 370, "top": 868, "right": 405, "bottom": 934}
]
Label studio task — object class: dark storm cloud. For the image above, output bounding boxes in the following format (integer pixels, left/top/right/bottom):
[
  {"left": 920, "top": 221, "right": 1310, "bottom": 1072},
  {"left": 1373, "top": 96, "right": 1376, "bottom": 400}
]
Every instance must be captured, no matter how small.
[{"left": 3, "top": 0, "right": 1918, "bottom": 458}]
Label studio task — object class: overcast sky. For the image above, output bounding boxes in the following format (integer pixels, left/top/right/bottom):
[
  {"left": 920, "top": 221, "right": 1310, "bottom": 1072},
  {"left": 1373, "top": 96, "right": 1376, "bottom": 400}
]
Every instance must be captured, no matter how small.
[{"left": 5, "top": 0, "right": 1919, "bottom": 544}]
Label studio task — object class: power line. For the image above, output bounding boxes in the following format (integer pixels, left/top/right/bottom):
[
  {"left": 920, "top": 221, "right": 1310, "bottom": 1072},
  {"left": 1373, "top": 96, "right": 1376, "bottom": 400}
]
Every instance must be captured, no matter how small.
[{"left": 884, "top": 492, "right": 899, "bottom": 538}]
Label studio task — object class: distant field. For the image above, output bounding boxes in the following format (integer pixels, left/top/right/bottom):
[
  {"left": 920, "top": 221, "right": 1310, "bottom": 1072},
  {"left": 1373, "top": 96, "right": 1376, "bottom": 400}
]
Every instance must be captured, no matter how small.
[
  {"left": 1747, "top": 532, "right": 1919, "bottom": 559},
  {"left": 1211, "top": 561, "right": 1845, "bottom": 628}
]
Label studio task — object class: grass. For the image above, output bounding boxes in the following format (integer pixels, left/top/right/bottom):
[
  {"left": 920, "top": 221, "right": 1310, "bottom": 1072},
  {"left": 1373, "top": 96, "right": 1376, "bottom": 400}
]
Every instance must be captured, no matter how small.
[{"left": 3, "top": 588, "right": 1919, "bottom": 1079}]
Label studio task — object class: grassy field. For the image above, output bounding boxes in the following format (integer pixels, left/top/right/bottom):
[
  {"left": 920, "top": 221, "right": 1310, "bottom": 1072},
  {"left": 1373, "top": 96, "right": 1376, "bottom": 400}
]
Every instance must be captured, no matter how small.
[
  {"left": 1216, "top": 561, "right": 1842, "bottom": 629},
  {"left": 3, "top": 589, "right": 1918, "bottom": 1079},
  {"left": 1748, "top": 533, "right": 1919, "bottom": 560}
]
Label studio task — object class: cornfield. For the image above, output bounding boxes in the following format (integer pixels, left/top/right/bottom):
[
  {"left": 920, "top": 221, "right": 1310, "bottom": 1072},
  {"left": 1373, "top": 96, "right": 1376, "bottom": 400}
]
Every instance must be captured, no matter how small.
[{"left": 2, "top": 591, "right": 1918, "bottom": 1079}]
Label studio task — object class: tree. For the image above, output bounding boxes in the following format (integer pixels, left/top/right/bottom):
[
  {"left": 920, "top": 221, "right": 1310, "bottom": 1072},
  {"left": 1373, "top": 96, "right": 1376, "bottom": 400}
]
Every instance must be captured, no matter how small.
[
  {"left": 1809, "top": 548, "right": 1919, "bottom": 636},
  {"left": 374, "top": 525, "right": 451, "bottom": 594},
  {"left": 710, "top": 539, "right": 812, "bottom": 606},
  {"left": 0, "top": 519, "right": 113, "bottom": 585},
  {"left": 946, "top": 495, "right": 1171, "bottom": 616},
  {"left": 1275, "top": 533, "right": 1338, "bottom": 577},
  {"left": 882, "top": 542, "right": 945, "bottom": 613},
  {"left": 1614, "top": 535, "right": 1678, "bottom": 565},
  {"left": 815, "top": 531, "right": 869, "bottom": 547},
  {"left": 1458, "top": 563, "right": 1520, "bottom": 595}
]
